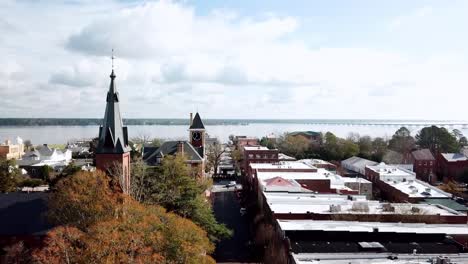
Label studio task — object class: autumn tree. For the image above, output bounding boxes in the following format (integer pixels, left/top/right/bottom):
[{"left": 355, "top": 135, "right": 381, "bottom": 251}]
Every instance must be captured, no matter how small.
[
  {"left": 206, "top": 140, "right": 227, "bottom": 175},
  {"left": 0, "top": 159, "right": 20, "bottom": 193},
  {"left": 18, "top": 170, "right": 216, "bottom": 264},
  {"left": 48, "top": 170, "right": 120, "bottom": 230},
  {"left": 388, "top": 127, "right": 415, "bottom": 154}
]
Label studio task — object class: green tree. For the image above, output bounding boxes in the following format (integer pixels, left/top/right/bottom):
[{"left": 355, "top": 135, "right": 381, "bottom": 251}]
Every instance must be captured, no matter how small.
[
  {"left": 388, "top": 127, "right": 415, "bottom": 154},
  {"left": 0, "top": 159, "right": 20, "bottom": 193},
  {"left": 358, "top": 136, "right": 373, "bottom": 159},
  {"left": 416, "top": 126, "right": 460, "bottom": 153},
  {"left": 371, "top": 137, "right": 388, "bottom": 162},
  {"left": 342, "top": 139, "right": 360, "bottom": 159},
  {"left": 41, "top": 165, "right": 51, "bottom": 182},
  {"left": 143, "top": 155, "right": 232, "bottom": 242},
  {"left": 259, "top": 136, "right": 276, "bottom": 149},
  {"left": 277, "top": 133, "right": 310, "bottom": 158}
]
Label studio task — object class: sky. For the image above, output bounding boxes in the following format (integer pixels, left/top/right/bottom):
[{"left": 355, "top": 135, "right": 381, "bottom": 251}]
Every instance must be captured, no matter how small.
[{"left": 1, "top": 0, "right": 468, "bottom": 120}]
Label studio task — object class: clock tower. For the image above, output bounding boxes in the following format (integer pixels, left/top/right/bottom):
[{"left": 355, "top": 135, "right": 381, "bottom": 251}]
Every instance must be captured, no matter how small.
[{"left": 189, "top": 112, "right": 206, "bottom": 158}]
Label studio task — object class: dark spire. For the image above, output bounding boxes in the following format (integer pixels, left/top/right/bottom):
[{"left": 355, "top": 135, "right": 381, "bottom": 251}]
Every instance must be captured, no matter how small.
[
  {"left": 96, "top": 69, "right": 130, "bottom": 154},
  {"left": 189, "top": 112, "right": 205, "bottom": 129}
]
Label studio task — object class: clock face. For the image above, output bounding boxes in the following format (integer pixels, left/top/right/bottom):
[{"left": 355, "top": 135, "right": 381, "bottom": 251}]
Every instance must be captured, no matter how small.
[{"left": 192, "top": 131, "right": 202, "bottom": 141}]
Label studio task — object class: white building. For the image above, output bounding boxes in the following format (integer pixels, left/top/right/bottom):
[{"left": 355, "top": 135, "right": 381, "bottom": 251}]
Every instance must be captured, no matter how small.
[{"left": 18, "top": 144, "right": 72, "bottom": 169}]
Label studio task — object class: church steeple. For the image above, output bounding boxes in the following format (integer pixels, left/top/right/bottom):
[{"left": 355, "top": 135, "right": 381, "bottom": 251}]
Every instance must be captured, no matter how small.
[
  {"left": 96, "top": 69, "right": 130, "bottom": 154},
  {"left": 95, "top": 58, "right": 132, "bottom": 194}
]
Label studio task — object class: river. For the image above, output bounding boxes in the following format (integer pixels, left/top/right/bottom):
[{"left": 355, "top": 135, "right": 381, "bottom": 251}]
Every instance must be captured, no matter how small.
[{"left": 0, "top": 122, "right": 467, "bottom": 144}]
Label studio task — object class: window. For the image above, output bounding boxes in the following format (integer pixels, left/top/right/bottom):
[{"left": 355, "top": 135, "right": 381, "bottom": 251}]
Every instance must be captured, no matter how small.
[
  {"left": 249, "top": 154, "right": 253, "bottom": 158},
  {"left": 256, "top": 154, "right": 261, "bottom": 159}
]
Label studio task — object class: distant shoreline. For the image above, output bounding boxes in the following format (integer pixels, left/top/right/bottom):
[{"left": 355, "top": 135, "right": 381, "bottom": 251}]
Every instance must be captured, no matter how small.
[{"left": 0, "top": 118, "right": 465, "bottom": 127}]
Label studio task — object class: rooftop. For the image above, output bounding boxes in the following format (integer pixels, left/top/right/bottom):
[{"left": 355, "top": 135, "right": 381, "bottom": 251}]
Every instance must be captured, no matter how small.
[
  {"left": 441, "top": 152, "right": 468, "bottom": 162},
  {"left": 244, "top": 145, "right": 270, "bottom": 151},
  {"left": 411, "top": 149, "right": 435, "bottom": 161},
  {"left": 366, "top": 162, "right": 414, "bottom": 178},
  {"left": 264, "top": 193, "right": 461, "bottom": 216},
  {"left": 385, "top": 178, "right": 450, "bottom": 198},
  {"left": 278, "top": 219, "right": 468, "bottom": 235},
  {"left": 251, "top": 161, "right": 313, "bottom": 170}
]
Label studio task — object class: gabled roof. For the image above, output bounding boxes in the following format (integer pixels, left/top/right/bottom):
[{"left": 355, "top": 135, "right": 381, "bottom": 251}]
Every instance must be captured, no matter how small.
[
  {"left": 96, "top": 70, "right": 130, "bottom": 154},
  {"left": 37, "top": 145, "right": 54, "bottom": 156},
  {"left": 264, "top": 176, "right": 297, "bottom": 187},
  {"left": 144, "top": 141, "right": 203, "bottom": 165},
  {"left": 189, "top": 112, "right": 205, "bottom": 129},
  {"left": 411, "top": 149, "right": 435, "bottom": 161},
  {"left": 441, "top": 153, "right": 468, "bottom": 162}
]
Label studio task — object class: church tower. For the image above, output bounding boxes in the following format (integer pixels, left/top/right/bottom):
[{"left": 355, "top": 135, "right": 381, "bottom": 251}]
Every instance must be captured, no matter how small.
[
  {"left": 189, "top": 112, "right": 206, "bottom": 158},
  {"left": 95, "top": 69, "right": 131, "bottom": 193}
]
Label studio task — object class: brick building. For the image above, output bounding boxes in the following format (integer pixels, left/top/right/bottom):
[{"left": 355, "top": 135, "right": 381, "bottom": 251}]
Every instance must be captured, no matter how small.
[
  {"left": 437, "top": 152, "right": 468, "bottom": 182},
  {"left": 410, "top": 149, "right": 436, "bottom": 184},
  {"left": 288, "top": 131, "right": 321, "bottom": 146},
  {"left": 144, "top": 113, "right": 207, "bottom": 177},
  {"left": 242, "top": 146, "right": 279, "bottom": 176},
  {"left": 0, "top": 138, "right": 24, "bottom": 160},
  {"left": 365, "top": 163, "right": 451, "bottom": 203}
]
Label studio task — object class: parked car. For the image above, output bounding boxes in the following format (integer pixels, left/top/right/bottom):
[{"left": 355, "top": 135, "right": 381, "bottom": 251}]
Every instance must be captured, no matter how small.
[{"left": 225, "top": 181, "right": 236, "bottom": 188}]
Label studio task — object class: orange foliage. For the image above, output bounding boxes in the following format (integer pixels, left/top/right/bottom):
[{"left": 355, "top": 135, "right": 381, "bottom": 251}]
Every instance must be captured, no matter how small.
[
  {"left": 48, "top": 170, "right": 122, "bottom": 230},
  {"left": 29, "top": 170, "right": 215, "bottom": 264}
]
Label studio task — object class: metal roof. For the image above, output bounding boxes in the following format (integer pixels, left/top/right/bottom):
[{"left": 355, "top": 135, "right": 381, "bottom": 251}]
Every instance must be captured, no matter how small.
[
  {"left": 189, "top": 112, "right": 205, "bottom": 129},
  {"left": 96, "top": 70, "right": 130, "bottom": 154}
]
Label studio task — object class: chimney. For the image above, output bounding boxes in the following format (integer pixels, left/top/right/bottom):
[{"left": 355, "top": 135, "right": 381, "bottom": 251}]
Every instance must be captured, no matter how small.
[
  {"left": 190, "top": 112, "right": 193, "bottom": 126},
  {"left": 177, "top": 141, "right": 184, "bottom": 155}
]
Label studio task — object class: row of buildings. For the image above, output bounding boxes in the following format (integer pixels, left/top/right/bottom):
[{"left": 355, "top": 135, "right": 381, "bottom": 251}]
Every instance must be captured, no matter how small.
[{"left": 230, "top": 135, "right": 468, "bottom": 263}]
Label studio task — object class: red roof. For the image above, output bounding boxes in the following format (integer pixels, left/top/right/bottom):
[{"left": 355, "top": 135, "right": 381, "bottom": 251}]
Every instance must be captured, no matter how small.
[{"left": 264, "top": 176, "right": 295, "bottom": 187}]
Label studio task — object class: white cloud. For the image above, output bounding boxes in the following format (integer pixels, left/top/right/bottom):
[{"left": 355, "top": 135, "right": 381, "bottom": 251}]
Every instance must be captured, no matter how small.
[{"left": 0, "top": 1, "right": 467, "bottom": 119}]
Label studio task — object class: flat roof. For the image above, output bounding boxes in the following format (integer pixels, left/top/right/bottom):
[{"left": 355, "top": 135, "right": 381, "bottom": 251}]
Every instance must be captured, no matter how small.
[
  {"left": 384, "top": 178, "right": 450, "bottom": 198},
  {"left": 243, "top": 146, "right": 269, "bottom": 151},
  {"left": 366, "top": 163, "right": 414, "bottom": 177},
  {"left": 264, "top": 193, "right": 461, "bottom": 216},
  {"left": 292, "top": 253, "right": 468, "bottom": 264},
  {"left": 251, "top": 161, "right": 313, "bottom": 170},
  {"left": 278, "top": 219, "right": 468, "bottom": 234}
]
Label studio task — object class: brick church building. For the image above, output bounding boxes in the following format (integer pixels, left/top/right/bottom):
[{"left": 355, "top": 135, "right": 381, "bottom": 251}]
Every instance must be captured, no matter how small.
[
  {"left": 143, "top": 112, "right": 207, "bottom": 177},
  {"left": 95, "top": 69, "right": 131, "bottom": 193}
]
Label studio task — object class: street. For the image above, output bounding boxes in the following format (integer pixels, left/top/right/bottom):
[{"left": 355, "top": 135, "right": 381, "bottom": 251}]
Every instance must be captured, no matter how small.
[{"left": 212, "top": 180, "right": 254, "bottom": 263}]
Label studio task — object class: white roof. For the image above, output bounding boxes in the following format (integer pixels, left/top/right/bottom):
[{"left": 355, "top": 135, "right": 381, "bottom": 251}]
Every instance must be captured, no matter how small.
[
  {"left": 244, "top": 146, "right": 269, "bottom": 151},
  {"left": 264, "top": 193, "right": 461, "bottom": 216},
  {"left": 384, "top": 178, "right": 450, "bottom": 198},
  {"left": 250, "top": 161, "right": 313, "bottom": 170},
  {"left": 341, "top": 177, "right": 371, "bottom": 184},
  {"left": 293, "top": 253, "right": 468, "bottom": 264},
  {"left": 341, "top": 156, "right": 378, "bottom": 174},
  {"left": 278, "top": 219, "right": 468, "bottom": 234},
  {"left": 441, "top": 153, "right": 468, "bottom": 161},
  {"left": 366, "top": 162, "right": 414, "bottom": 177}
]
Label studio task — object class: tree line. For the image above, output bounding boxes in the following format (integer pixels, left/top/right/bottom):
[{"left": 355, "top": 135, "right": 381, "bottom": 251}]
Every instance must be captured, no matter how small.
[{"left": 260, "top": 126, "right": 468, "bottom": 163}]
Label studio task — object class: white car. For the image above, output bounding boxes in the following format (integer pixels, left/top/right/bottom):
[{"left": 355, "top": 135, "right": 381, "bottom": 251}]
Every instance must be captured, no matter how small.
[{"left": 226, "top": 181, "right": 236, "bottom": 188}]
